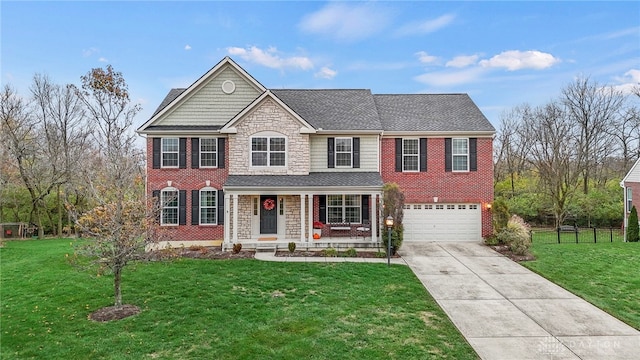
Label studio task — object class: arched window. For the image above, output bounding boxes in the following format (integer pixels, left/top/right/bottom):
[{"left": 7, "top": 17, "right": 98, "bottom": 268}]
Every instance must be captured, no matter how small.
[
  {"left": 160, "top": 187, "right": 179, "bottom": 225},
  {"left": 199, "top": 187, "right": 217, "bottom": 225}
]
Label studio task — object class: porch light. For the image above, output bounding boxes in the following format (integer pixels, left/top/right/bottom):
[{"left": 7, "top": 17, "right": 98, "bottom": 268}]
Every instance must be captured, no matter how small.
[
  {"left": 486, "top": 203, "right": 492, "bottom": 210},
  {"left": 386, "top": 216, "right": 394, "bottom": 267}
]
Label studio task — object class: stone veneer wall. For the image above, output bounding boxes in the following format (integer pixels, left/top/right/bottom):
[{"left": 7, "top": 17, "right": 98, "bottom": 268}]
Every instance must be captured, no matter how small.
[
  {"left": 284, "top": 195, "right": 301, "bottom": 239},
  {"left": 236, "top": 196, "right": 252, "bottom": 240},
  {"left": 229, "top": 98, "right": 310, "bottom": 175}
]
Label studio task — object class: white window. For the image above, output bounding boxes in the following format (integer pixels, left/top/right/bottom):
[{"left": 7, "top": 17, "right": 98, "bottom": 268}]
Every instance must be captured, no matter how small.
[
  {"left": 627, "top": 187, "right": 633, "bottom": 213},
  {"left": 162, "top": 138, "right": 179, "bottom": 168},
  {"left": 403, "top": 139, "right": 419, "bottom": 172},
  {"left": 327, "top": 194, "right": 361, "bottom": 223},
  {"left": 200, "top": 188, "right": 217, "bottom": 225},
  {"left": 436, "top": 205, "right": 444, "bottom": 210},
  {"left": 200, "top": 138, "right": 217, "bottom": 168},
  {"left": 335, "top": 138, "right": 352, "bottom": 167},
  {"left": 447, "top": 205, "right": 455, "bottom": 210},
  {"left": 161, "top": 188, "right": 179, "bottom": 225},
  {"left": 251, "top": 136, "right": 286, "bottom": 167},
  {"left": 452, "top": 138, "right": 469, "bottom": 172}
]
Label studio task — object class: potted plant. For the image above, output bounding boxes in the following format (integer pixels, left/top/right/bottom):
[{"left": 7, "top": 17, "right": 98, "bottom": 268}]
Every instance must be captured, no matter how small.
[{"left": 313, "top": 221, "right": 324, "bottom": 238}]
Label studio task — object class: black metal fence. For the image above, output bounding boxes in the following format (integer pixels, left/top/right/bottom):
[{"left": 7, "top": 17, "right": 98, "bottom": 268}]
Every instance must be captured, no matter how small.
[{"left": 530, "top": 227, "right": 625, "bottom": 244}]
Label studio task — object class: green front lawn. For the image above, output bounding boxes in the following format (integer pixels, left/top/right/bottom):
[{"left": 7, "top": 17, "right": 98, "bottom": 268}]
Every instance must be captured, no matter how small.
[
  {"left": 1, "top": 240, "right": 477, "bottom": 359},
  {"left": 522, "top": 242, "right": 640, "bottom": 330}
]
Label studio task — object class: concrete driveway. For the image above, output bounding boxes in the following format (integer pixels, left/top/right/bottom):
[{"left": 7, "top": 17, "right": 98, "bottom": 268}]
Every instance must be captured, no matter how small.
[{"left": 399, "top": 242, "right": 640, "bottom": 360}]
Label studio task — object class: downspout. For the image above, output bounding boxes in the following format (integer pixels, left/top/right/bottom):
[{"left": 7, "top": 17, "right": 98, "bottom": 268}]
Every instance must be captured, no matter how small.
[{"left": 620, "top": 180, "right": 627, "bottom": 242}]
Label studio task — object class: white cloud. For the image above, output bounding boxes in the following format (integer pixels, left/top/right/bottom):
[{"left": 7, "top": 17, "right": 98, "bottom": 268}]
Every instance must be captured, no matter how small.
[
  {"left": 184, "top": 45, "right": 192, "bottom": 51},
  {"left": 98, "top": 57, "right": 108, "bottom": 63},
  {"left": 315, "top": 66, "right": 337, "bottom": 79},
  {"left": 479, "top": 50, "right": 559, "bottom": 71},
  {"left": 612, "top": 69, "right": 640, "bottom": 94},
  {"left": 446, "top": 55, "right": 479, "bottom": 68},
  {"left": 395, "top": 14, "right": 455, "bottom": 36},
  {"left": 415, "top": 67, "right": 487, "bottom": 87},
  {"left": 227, "top": 46, "right": 313, "bottom": 70},
  {"left": 299, "top": 3, "right": 391, "bottom": 42},
  {"left": 82, "top": 47, "right": 99, "bottom": 57},
  {"left": 416, "top": 51, "right": 438, "bottom": 64}
]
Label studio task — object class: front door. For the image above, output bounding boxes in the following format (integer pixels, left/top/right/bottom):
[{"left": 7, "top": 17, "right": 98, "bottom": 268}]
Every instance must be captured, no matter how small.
[{"left": 260, "top": 195, "right": 277, "bottom": 234}]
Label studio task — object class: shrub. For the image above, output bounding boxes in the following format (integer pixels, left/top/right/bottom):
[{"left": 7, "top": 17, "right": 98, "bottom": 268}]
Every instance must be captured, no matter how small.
[
  {"left": 288, "top": 242, "right": 296, "bottom": 253},
  {"left": 381, "top": 225, "right": 403, "bottom": 255},
  {"left": 342, "top": 247, "right": 357, "bottom": 257},
  {"left": 484, "top": 234, "right": 499, "bottom": 246},
  {"left": 189, "top": 245, "right": 206, "bottom": 251},
  {"left": 322, "top": 247, "right": 338, "bottom": 257},
  {"left": 627, "top": 206, "right": 639, "bottom": 242},
  {"left": 375, "top": 251, "right": 386, "bottom": 258},
  {"left": 232, "top": 243, "right": 242, "bottom": 254},
  {"left": 496, "top": 215, "right": 531, "bottom": 255}
]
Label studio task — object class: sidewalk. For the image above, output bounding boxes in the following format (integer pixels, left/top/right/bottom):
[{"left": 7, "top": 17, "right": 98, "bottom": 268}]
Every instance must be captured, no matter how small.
[{"left": 399, "top": 242, "right": 640, "bottom": 360}]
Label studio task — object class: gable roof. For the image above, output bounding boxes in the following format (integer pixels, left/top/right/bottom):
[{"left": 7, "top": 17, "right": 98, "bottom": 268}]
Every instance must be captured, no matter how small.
[
  {"left": 622, "top": 157, "right": 640, "bottom": 185},
  {"left": 137, "top": 57, "right": 266, "bottom": 133},
  {"left": 271, "top": 89, "right": 382, "bottom": 131},
  {"left": 374, "top": 94, "right": 495, "bottom": 133}
]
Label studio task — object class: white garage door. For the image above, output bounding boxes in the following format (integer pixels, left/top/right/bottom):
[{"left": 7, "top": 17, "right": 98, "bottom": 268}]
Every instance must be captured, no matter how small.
[{"left": 403, "top": 203, "right": 481, "bottom": 242}]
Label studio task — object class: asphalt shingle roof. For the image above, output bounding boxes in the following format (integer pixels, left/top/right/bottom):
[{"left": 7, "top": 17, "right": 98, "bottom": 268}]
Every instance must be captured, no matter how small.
[
  {"left": 271, "top": 89, "right": 383, "bottom": 131},
  {"left": 152, "top": 88, "right": 186, "bottom": 117},
  {"left": 225, "top": 172, "right": 383, "bottom": 188},
  {"left": 374, "top": 94, "right": 495, "bottom": 132}
]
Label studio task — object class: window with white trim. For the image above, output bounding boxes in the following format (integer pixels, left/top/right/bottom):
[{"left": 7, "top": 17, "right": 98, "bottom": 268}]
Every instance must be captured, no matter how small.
[
  {"left": 452, "top": 138, "right": 469, "bottom": 171},
  {"left": 335, "top": 138, "right": 352, "bottom": 167},
  {"left": 327, "top": 194, "right": 361, "bottom": 223},
  {"left": 627, "top": 187, "right": 633, "bottom": 213},
  {"left": 162, "top": 138, "right": 179, "bottom": 168},
  {"left": 161, "top": 188, "right": 179, "bottom": 225},
  {"left": 403, "top": 139, "right": 419, "bottom": 172},
  {"left": 200, "top": 188, "right": 217, "bottom": 225},
  {"left": 200, "top": 138, "right": 217, "bottom": 168},
  {"left": 251, "top": 136, "right": 286, "bottom": 167}
]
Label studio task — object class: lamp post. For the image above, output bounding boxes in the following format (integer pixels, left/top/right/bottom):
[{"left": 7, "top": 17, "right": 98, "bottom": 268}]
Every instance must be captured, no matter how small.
[{"left": 385, "top": 215, "right": 394, "bottom": 267}]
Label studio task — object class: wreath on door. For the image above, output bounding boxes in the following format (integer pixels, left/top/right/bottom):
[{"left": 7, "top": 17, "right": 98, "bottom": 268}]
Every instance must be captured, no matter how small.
[{"left": 263, "top": 198, "right": 275, "bottom": 211}]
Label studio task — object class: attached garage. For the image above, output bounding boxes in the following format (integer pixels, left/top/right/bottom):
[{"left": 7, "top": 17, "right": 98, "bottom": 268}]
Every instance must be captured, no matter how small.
[{"left": 403, "top": 203, "right": 481, "bottom": 242}]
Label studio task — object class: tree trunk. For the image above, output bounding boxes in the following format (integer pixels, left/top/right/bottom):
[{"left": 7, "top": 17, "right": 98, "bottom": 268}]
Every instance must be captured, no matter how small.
[{"left": 114, "top": 265, "right": 122, "bottom": 307}]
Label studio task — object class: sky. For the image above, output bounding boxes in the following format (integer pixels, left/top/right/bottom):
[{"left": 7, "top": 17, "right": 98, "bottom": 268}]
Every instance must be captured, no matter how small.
[{"left": 2, "top": 1, "right": 639, "bottom": 132}]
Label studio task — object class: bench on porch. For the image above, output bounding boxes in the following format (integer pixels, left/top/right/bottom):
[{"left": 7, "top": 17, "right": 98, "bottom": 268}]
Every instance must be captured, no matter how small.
[{"left": 329, "top": 223, "right": 352, "bottom": 237}]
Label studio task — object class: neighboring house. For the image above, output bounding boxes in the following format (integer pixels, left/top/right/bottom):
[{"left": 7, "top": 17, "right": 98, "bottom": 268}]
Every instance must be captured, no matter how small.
[
  {"left": 621, "top": 158, "right": 640, "bottom": 238},
  {"left": 137, "top": 57, "right": 495, "bottom": 249}
]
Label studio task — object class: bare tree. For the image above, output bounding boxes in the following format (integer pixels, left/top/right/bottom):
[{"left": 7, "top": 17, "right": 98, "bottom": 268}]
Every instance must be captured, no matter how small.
[
  {"left": 562, "top": 77, "right": 624, "bottom": 192},
  {"left": 31, "top": 74, "right": 90, "bottom": 235},
  {"left": 71, "top": 65, "right": 152, "bottom": 311},
  {"left": 519, "top": 101, "right": 584, "bottom": 227},
  {"left": 494, "top": 104, "right": 534, "bottom": 195}
]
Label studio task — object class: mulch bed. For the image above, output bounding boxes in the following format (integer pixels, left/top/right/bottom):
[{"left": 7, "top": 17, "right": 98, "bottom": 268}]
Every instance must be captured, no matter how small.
[
  {"left": 89, "top": 304, "right": 140, "bottom": 322},
  {"left": 489, "top": 245, "right": 536, "bottom": 262},
  {"left": 275, "top": 250, "right": 397, "bottom": 258}
]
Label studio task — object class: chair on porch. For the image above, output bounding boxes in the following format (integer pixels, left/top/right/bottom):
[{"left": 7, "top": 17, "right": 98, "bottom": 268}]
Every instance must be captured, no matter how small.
[{"left": 355, "top": 220, "right": 371, "bottom": 240}]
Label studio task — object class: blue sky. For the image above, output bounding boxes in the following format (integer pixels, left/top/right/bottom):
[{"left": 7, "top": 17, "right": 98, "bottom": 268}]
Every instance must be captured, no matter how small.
[{"left": 2, "top": 1, "right": 639, "bottom": 131}]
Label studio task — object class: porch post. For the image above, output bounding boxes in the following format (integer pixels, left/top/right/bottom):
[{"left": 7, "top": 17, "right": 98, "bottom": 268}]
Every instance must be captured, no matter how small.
[
  {"left": 232, "top": 194, "right": 239, "bottom": 242},
  {"left": 308, "top": 193, "right": 314, "bottom": 241},
  {"left": 371, "top": 193, "right": 377, "bottom": 242},
  {"left": 224, "top": 193, "right": 231, "bottom": 245},
  {"left": 300, "top": 194, "right": 306, "bottom": 242}
]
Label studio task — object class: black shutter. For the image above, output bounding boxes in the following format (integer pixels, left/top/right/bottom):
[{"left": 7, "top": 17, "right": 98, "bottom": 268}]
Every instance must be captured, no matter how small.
[
  {"left": 469, "top": 138, "right": 477, "bottom": 172},
  {"left": 353, "top": 137, "right": 360, "bottom": 168},
  {"left": 191, "top": 190, "right": 199, "bottom": 225},
  {"left": 319, "top": 195, "right": 326, "bottom": 223},
  {"left": 445, "top": 138, "right": 452, "bottom": 172},
  {"left": 191, "top": 138, "right": 199, "bottom": 169},
  {"left": 327, "top": 138, "right": 335, "bottom": 168},
  {"left": 152, "top": 138, "right": 161, "bottom": 169},
  {"left": 361, "top": 195, "right": 370, "bottom": 222},
  {"left": 395, "top": 138, "right": 402, "bottom": 172},
  {"left": 178, "top": 190, "right": 187, "bottom": 225},
  {"left": 152, "top": 190, "right": 160, "bottom": 222},
  {"left": 217, "top": 190, "right": 224, "bottom": 224},
  {"left": 420, "top": 138, "right": 427, "bottom": 172},
  {"left": 179, "top": 138, "right": 187, "bottom": 169},
  {"left": 218, "top": 138, "right": 226, "bottom": 169}
]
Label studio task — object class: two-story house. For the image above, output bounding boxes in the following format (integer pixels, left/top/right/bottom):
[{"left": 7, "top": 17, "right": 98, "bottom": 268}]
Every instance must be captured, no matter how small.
[{"left": 137, "top": 57, "right": 495, "bottom": 250}]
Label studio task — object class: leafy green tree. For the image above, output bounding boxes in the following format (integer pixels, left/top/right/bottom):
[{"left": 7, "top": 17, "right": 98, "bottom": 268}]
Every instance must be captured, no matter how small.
[
  {"left": 627, "top": 206, "right": 639, "bottom": 242},
  {"left": 382, "top": 182, "right": 404, "bottom": 253}
]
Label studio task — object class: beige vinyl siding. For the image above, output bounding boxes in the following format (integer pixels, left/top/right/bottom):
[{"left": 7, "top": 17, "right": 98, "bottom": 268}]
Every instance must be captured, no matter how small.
[
  {"left": 625, "top": 164, "right": 640, "bottom": 182},
  {"left": 310, "top": 135, "right": 379, "bottom": 172},
  {"left": 156, "top": 66, "right": 261, "bottom": 126}
]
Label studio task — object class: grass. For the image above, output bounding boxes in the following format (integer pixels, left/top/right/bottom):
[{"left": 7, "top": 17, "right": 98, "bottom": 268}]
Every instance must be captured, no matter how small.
[
  {"left": 1, "top": 239, "right": 478, "bottom": 359},
  {"left": 522, "top": 241, "right": 640, "bottom": 330}
]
